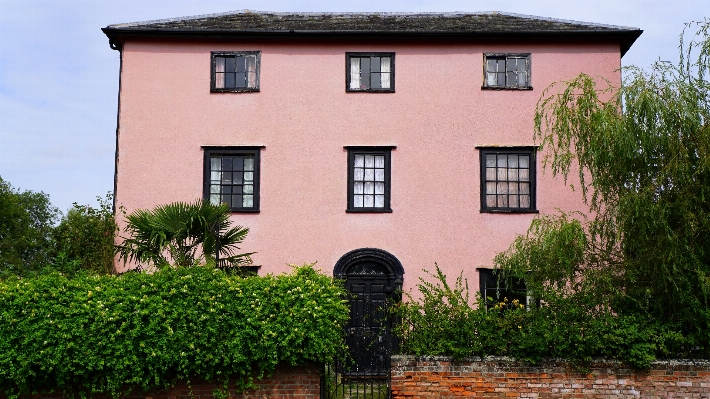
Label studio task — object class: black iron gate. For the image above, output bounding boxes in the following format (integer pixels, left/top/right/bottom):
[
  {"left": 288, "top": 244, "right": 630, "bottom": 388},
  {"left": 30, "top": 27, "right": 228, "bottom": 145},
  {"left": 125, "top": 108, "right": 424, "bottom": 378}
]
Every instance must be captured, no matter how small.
[{"left": 324, "top": 249, "right": 404, "bottom": 399}]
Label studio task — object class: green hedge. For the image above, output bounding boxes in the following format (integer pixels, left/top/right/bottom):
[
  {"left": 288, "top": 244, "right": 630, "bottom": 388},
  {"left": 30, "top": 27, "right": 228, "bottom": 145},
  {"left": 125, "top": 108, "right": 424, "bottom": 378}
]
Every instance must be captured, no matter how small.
[{"left": 0, "top": 264, "right": 349, "bottom": 397}]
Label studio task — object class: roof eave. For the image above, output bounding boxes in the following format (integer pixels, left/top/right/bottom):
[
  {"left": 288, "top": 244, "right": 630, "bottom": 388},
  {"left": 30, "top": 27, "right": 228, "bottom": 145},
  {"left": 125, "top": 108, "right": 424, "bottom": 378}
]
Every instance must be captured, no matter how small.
[{"left": 101, "top": 27, "right": 642, "bottom": 56}]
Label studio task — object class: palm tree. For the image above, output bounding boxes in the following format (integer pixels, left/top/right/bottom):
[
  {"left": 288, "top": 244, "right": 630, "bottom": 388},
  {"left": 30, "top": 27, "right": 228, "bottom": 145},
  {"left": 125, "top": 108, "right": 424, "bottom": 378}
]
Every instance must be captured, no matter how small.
[{"left": 117, "top": 200, "right": 252, "bottom": 268}]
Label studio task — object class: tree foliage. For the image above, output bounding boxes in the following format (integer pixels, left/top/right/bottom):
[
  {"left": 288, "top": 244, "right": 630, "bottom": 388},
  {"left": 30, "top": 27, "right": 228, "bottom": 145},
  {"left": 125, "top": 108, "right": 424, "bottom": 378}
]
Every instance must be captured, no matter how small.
[
  {"left": 52, "top": 194, "right": 118, "bottom": 275},
  {"left": 118, "top": 200, "right": 253, "bottom": 269},
  {"left": 495, "top": 21, "right": 710, "bottom": 355},
  {"left": 0, "top": 177, "right": 59, "bottom": 276}
]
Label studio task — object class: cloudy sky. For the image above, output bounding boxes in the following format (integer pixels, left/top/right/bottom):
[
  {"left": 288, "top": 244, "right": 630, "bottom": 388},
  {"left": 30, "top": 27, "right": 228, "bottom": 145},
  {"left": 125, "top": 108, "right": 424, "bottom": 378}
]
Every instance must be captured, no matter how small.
[{"left": 0, "top": 0, "right": 706, "bottom": 214}]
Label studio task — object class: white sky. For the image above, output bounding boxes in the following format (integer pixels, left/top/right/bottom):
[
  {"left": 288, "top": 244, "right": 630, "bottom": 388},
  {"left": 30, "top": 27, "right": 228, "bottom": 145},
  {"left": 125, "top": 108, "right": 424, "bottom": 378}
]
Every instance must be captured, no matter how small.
[{"left": 0, "top": 0, "right": 707, "bottom": 213}]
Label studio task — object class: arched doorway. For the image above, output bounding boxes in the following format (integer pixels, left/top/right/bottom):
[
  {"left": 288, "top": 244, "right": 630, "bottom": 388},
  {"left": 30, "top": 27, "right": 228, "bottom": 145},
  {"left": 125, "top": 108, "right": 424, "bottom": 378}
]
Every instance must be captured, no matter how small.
[{"left": 333, "top": 248, "right": 404, "bottom": 375}]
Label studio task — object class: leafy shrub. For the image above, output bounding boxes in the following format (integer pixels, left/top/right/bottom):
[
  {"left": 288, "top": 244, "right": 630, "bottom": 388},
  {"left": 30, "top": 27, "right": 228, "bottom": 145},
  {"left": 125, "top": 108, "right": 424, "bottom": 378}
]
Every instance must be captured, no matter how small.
[
  {"left": 0, "top": 263, "right": 348, "bottom": 397},
  {"left": 393, "top": 264, "right": 689, "bottom": 368}
]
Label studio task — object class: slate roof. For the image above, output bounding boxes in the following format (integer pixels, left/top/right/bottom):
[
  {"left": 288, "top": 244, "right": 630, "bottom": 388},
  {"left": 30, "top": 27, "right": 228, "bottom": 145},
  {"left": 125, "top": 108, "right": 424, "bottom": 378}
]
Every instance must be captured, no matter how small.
[{"left": 103, "top": 10, "right": 642, "bottom": 55}]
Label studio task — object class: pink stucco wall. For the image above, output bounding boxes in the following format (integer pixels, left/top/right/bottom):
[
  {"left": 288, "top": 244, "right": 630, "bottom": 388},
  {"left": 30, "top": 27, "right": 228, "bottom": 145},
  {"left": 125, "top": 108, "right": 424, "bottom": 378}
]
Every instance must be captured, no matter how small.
[{"left": 114, "top": 37, "right": 621, "bottom": 293}]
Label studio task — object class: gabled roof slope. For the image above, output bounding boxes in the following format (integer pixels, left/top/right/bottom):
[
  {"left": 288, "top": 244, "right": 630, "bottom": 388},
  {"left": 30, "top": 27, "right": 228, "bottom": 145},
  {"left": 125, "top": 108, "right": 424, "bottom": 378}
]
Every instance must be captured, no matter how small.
[{"left": 103, "top": 10, "right": 642, "bottom": 55}]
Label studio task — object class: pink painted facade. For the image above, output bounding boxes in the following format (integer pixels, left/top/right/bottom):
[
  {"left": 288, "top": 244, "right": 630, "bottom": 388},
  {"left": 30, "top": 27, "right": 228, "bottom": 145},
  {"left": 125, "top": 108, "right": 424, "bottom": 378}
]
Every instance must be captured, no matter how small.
[{"left": 105, "top": 13, "right": 638, "bottom": 295}]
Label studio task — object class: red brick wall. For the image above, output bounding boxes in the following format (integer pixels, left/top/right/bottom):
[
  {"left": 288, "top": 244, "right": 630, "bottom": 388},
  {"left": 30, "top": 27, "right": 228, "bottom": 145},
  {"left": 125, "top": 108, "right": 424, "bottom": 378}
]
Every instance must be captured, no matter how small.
[
  {"left": 4, "top": 363, "right": 320, "bottom": 399},
  {"left": 391, "top": 356, "right": 710, "bottom": 398}
]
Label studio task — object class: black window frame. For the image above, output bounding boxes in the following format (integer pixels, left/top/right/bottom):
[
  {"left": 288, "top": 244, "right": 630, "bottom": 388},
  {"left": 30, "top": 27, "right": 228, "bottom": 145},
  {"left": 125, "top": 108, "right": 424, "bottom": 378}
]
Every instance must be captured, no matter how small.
[
  {"left": 210, "top": 51, "right": 261, "bottom": 93},
  {"left": 346, "top": 52, "right": 396, "bottom": 93},
  {"left": 203, "top": 146, "right": 262, "bottom": 212},
  {"left": 346, "top": 146, "right": 394, "bottom": 213},
  {"left": 477, "top": 268, "right": 534, "bottom": 310},
  {"left": 479, "top": 147, "right": 537, "bottom": 213},
  {"left": 482, "top": 53, "right": 532, "bottom": 90}
]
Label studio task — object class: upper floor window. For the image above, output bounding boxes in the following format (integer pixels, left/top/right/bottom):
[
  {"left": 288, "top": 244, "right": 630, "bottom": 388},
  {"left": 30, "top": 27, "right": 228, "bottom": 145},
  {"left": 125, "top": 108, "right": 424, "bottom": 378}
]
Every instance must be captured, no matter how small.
[
  {"left": 211, "top": 51, "right": 260, "bottom": 92},
  {"left": 346, "top": 147, "right": 393, "bottom": 212},
  {"left": 483, "top": 53, "right": 531, "bottom": 89},
  {"left": 346, "top": 53, "right": 395, "bottom": 92},
  {"left": 479, "top": 147, "right": 537, "bottom": 212},
  {"left": 203, "top": 147, "right": 261, "bottom": 212}
]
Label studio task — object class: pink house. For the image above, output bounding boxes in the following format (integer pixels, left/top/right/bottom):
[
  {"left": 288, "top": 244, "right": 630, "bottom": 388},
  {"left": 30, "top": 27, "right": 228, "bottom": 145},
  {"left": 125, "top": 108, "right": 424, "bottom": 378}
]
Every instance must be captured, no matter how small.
[{"left": 102, "top": 10, "right": 640, "bottom": 372}]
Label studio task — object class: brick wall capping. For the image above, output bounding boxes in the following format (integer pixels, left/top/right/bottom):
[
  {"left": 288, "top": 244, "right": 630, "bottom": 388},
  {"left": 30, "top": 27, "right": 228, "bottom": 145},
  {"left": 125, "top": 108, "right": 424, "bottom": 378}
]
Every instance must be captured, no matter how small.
[{"left": 391, "top": 354, "right": 710, "bottom": 369}]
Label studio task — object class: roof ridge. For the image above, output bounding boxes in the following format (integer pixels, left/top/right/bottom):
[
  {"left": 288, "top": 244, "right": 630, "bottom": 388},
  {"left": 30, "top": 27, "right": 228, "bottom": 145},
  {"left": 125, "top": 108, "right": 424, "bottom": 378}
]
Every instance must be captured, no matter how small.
[{"left": 107, "top": 10, "right": 639, "bottom": 31}]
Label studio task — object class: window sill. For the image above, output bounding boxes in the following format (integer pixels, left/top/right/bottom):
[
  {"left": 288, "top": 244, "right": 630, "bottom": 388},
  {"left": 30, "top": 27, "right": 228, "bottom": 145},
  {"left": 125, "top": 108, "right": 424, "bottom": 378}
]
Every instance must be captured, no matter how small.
[
  {"left": 480, "top": 209, "right": 539, "bottom": 214},
  {"left": 346, "top": 89, "right": 395, "bottom": 93},
  {"left": 211, "top": 88, "right": 260, "bottom": 93},
  {"left": 229, "top": 209, "right": 261, "bottom": 213},
  {"left": 346, "top": 208, "right": 393, "bottom": 213},
  {"left": 481, "top": 86, "right": 533, "bottom": 91}
]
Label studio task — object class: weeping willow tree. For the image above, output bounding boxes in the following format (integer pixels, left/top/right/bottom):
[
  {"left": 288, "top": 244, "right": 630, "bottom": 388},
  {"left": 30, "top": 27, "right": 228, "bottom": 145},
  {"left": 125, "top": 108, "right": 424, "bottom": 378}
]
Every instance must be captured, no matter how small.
[{"left": 495, "top": 21, "right": 710, "bottom": 354}]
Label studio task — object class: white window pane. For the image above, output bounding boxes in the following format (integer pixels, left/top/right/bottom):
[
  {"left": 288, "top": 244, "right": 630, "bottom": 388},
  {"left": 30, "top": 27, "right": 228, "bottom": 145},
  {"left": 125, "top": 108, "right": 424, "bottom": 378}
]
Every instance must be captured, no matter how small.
[
  {"left": 508, "top": 169, "right": 518, "bottom": 181},
  {"left": 497, "top": 182, "right": 508, "bottom": 194},
  {"left": 210, "top": 194, "right": 220, "bottom": 205},
  {"left": 350, "top": 58, "right": 361, "bottom": 90},
  {"left": 497, "top": 155, "right": 507, "bottom": 167},
  {"left": 246, "top": 56, "right": 257, "bottom": 88},
  {"left": 508, "top": 182, "right": 518, "bottom": 194},
  {"left": 498, "top": 195, "right": 508, "bottom": 207},
  {"left": 518, "top": 71, "right": 527, "bottom": 86},
  {"left": 364, "top": 195, "right": 374, "bottom": 207},
  {"left": 520, "top": 195, "right": 530, "bottom": 208},
  {"left": 365, "top": 169, "right": 374, "bottom": 181},
  {"left": 215, "top": 58, "right": 225, "bottom": 88},
  {"left": 486, "top": 195, "right": 496, "bottom": 207},
  {"left": 487, "top": 72, "right": 497, "bottom": 86},
  {"left": 497, "top": 168, "right": 507, "bottom": 180},
  {"left": 520, "top": 182, "right": 530, "bottom": 194},
  {"left": 244, "top": 172, "right": 254, "bottom": 182},
  {"left": 375, "top": 156, "right": 385, "bottom": 168},
  {"left": 508, "top": 157, "right": 518, "bottom": 168},
  {"left": 485, "top": 155, "right": 496, "bottom": 167},
  {"left": 365, "top": 155, "right": 374, "bottom": 168},
  {"left": 211, "top": 171, "right": 221, "bottom": 182},
  {"left": 355, "top": 155, "right": 365, "bottom": 167},
  {"left": 243, "top": 184, "right": 253, "bottom": 194},
  {"left": 519, "top": 156, "right": 529, "bottom": 168},
  {"left": 487, "top": 59, "right": 497, "bottom": 72},
  {"left": 375, "top": 195, "right": 385, "bottom": 207},
  {"left": 486, "top": 168, "right": 496, "bottom": 181},
  {"left": 210, "top": 185, "right": 220, "bottom": 194},
  {"left": 215, "top": 57, "right": 225, "bottom": 73},
  {"left": 211, "top": 157, "right": 222, "bottom": 170},
  {"left": 354, "top": 167, "right": 364, "bottom": 181},
  {"left": 354, "top": 182, "right": 364, "bottom": 194},
  {"left": 381, "top": 57, "right": 391, "bottom": 72},
  {"left": 380, "top": 57, "right": 391, "bottom": 89},
  {"left": 509, "top": 195, "right": 519, "bottom": 208},
  {"left": 519, "top": 169, "right": 529, "bottom": 181},
  {"left": 244, "top": 158, "right": 254, "bottom": 171},
  {"left": 243, "top": 195, "right": 253, "bottom": 207},
  {"left": 354, "top": 195, "right": 364, "bottom": 207},
  {"left": 364, "top": 182, "right": 374, "bottom": 194},
  {"left": 375, "top": 182, "right": 384, "bottom": 194},
  {"left": 486, "top": 182, "right": 496, "bottom": 194},
  {"left": 375, "top": 169, "right": 385, "bottom": 182}
]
